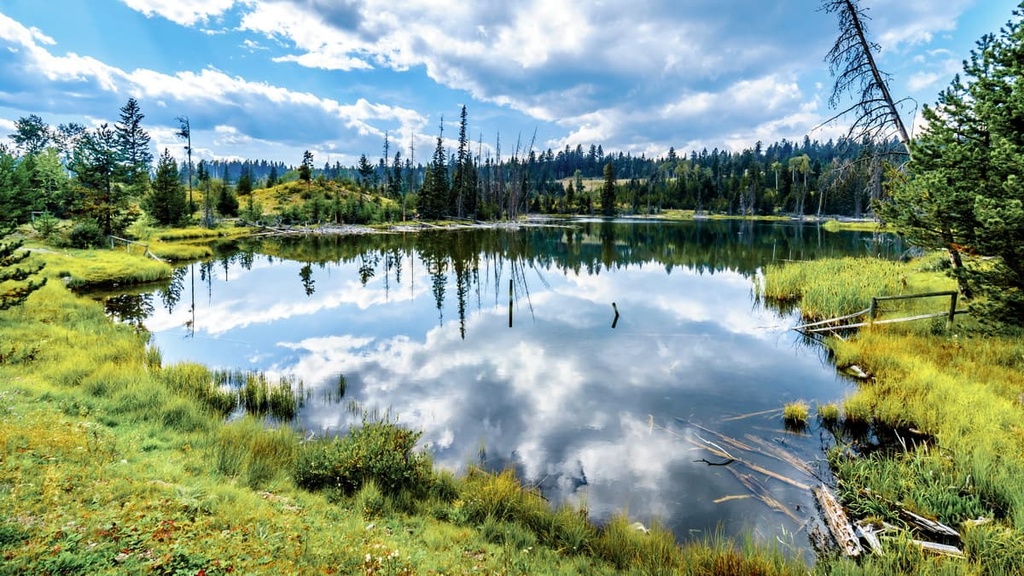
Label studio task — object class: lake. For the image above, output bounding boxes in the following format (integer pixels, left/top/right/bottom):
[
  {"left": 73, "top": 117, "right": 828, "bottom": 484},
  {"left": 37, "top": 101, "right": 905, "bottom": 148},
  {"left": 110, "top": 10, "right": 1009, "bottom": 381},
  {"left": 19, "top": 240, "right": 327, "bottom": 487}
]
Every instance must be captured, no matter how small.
[{"left": 104, "top": 219, "right": 901, "bottom": 556}]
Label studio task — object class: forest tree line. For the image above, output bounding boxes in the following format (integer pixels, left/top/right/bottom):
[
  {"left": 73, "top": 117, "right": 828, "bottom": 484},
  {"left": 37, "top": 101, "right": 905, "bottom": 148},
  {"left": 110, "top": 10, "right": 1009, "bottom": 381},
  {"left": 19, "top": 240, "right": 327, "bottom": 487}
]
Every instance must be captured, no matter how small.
[{"left": 2, "top": 96, "right": 902, "bottom": 245}]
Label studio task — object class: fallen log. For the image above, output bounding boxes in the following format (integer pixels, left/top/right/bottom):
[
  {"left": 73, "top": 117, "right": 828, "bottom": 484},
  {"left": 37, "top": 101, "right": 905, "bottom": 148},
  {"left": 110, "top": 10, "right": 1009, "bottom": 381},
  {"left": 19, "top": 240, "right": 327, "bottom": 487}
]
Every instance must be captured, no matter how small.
[
  {"left": 854, "top": 521, "right": 883, "bottom": 555},
  {"left": 899, "top": 509, "right": 961, "bottom": 540},
  {"left": 913, "top": 539, "right": 965, "bottom": 558},
  {"left": 814, "top": 484, "right": 863, "bottom": 557}
]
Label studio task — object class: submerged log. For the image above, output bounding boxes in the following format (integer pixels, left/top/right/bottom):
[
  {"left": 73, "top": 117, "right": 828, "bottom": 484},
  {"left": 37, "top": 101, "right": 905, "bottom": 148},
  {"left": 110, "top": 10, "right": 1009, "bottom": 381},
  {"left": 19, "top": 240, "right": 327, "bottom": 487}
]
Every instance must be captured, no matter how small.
[{"left": 814, "top": 485, "right": 863, "bottom": 557}]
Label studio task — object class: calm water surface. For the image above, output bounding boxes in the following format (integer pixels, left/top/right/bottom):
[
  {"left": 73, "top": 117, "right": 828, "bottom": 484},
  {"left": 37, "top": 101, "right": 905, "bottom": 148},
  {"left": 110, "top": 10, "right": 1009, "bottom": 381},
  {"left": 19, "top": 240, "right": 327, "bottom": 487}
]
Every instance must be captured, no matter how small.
[{"left": 112, "top": 220, "right": 901, "bottom": 554}]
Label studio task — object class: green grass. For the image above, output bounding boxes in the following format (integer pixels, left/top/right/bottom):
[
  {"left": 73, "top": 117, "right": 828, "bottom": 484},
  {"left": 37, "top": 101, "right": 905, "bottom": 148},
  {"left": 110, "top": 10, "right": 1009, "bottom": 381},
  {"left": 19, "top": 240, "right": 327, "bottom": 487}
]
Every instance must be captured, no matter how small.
[
  {"left": 821, "top": 219, "right": 892, "bottom": 233},
  {"left": 29, "top": 247, "right": 172, "bottom": 289},
  {"left": 760, "top": 254, "right": 959, "bottom": 323}
]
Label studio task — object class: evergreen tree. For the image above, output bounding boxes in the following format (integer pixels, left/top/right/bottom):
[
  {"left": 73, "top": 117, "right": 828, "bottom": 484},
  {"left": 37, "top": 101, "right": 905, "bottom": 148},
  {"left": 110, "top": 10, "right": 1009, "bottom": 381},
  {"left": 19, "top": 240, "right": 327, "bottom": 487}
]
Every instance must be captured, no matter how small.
[
  {"left": 197, "top": 160, "right": 214, "bottom": 227},
  {"left": 453, "top": 105, "right": 477, "bottom": 217},
  {"left": 9, "top": 115, "right": 51, "bottom": 156},
  {"left": 0, "top": 222, "right": 46, "bottom": 311},
  {"left": 72, "top": 124, "right": 136, "bottom": 236},
  {"left": 356, "top": 154, "right": 374, "bottom": 191},
  {"left": 419, "top": 123, "right": 450, "bottom": 220},
  {"left": 217, "top": 182, "right": 239, "bottom": 217},
  {"left": 880, "top": 6, "right": 1024, "bottom": 328},
  {"left": 143, "top": 148, "right": 187, "bottom": 226},
  {"left": 115, "top": 97, "right": 153, "bottom": 189},
  {"left": 266, "top": 164, "right": 279, "bottom": 188},
  {"left": 601, "top": 162, "right": 616, "bottom": 216},
  {"left": 299, "top": 150, "right": 314, "bottom": 190},
  {"left": 389, "top": 150, "right": 403, "bottom": 200},
  {"left": 237, "top": 165, "right": 253, "bottom": 196},
  {"left": 175, "top": 116, "right": 194, "bottom": 210}
]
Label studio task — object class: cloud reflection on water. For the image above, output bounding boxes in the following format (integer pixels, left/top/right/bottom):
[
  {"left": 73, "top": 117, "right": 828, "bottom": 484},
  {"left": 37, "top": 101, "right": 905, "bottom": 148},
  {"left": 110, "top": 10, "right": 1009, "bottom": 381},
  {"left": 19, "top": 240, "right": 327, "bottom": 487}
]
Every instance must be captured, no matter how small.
[{"left": 140, "top": 223, "right": 864, "bottom": 552}]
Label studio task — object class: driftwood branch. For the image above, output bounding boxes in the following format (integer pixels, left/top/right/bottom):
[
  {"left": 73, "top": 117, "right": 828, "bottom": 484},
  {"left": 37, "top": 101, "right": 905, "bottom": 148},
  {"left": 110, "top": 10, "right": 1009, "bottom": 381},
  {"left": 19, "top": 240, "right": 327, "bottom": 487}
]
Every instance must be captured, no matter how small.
[{"left": 694, "top": 457, "right": 735, "bottom": 467}]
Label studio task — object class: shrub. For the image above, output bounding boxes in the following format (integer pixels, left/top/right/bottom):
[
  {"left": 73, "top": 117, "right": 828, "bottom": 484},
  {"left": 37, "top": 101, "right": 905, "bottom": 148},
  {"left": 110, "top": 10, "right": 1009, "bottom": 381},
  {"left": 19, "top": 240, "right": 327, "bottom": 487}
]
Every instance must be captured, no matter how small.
[
  {"left": 294, "top": 419, "right": 431, "bottom": 497},
  {"left": 65, "top": 220, "right": 105, "bottom": 249}
]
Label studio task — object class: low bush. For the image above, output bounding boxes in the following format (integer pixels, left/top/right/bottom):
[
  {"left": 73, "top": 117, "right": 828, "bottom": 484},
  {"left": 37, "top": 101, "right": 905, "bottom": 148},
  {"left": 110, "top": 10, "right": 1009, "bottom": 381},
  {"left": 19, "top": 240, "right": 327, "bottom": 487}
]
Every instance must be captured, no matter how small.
[
  {"left": 64, "top": 220, "right": 105, "bottom": 249},
  {"left": 294, "top": 419, "right": 432, "bottom": 497}
]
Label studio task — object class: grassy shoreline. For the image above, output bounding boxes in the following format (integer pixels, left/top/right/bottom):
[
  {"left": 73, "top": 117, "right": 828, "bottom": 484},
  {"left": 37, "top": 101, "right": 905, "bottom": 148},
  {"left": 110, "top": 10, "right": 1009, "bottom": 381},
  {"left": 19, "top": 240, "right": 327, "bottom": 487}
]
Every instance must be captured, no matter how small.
[
  {"left": 761, "top": 255, "right": 1024, "bottom": 574},
  {"left": 1, "top": 242, "right": 807, "bottom": 574}
]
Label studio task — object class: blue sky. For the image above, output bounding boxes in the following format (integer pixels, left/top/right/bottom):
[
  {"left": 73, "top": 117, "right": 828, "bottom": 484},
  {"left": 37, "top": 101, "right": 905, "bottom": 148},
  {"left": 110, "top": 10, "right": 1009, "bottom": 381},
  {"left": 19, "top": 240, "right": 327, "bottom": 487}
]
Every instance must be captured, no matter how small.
[{"left": 0, "top": 0, "right": 1019, "bottom": 167}]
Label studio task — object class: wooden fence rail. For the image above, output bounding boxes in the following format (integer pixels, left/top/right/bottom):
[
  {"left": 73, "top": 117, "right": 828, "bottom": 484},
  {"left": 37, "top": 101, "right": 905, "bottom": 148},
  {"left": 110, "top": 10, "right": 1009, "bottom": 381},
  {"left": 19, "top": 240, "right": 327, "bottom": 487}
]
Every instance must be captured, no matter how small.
[
  {"left": 794, "top": 291, "right": 964, "bottom": 334},
  {"left": 108, "top": 235, "right": 166, "bottom": 262}
]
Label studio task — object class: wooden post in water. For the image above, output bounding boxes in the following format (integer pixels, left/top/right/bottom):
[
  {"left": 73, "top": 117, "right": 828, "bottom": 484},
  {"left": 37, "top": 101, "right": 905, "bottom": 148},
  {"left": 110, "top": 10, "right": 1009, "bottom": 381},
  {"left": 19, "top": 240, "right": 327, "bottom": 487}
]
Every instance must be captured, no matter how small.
[{"left": 508, "top": 278, "right": 513, "bottom": 328}]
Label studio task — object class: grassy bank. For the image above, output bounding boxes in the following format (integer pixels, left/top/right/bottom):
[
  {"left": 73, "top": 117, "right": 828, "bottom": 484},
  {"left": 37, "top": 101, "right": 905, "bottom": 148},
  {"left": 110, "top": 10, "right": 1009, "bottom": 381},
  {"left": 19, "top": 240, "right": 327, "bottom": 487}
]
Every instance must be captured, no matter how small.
[
  {"left": 762, "top": 254, "right": 1024, "bottom": 574},
  {"left": 0, "top": 247, "right": 806, "bottom": 574}
]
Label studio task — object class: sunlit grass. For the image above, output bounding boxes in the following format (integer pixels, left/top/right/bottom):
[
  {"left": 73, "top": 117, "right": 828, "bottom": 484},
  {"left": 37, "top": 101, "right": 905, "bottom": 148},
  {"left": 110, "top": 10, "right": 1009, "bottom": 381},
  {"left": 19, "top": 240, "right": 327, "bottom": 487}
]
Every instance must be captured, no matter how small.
[
  {"left": 761, "top": 254, "right": 959, "bottom": 323},
  {"left": 30, "top": 248, "right": 172, "bottom": 289},
  {"left": 821, "top": 219, "right": 892, "bottom": 233}
]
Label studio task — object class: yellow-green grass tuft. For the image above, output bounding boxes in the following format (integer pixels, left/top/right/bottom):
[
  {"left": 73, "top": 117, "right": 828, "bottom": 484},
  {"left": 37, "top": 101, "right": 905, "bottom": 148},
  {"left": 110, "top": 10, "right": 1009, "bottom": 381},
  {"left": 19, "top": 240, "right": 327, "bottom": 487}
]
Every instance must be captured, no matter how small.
[
  {"left": 816, "top": 402, "right": 841, "bottom": 425},
  {"left": 782, "top": 400, "right": 810, "bottom": 429}
]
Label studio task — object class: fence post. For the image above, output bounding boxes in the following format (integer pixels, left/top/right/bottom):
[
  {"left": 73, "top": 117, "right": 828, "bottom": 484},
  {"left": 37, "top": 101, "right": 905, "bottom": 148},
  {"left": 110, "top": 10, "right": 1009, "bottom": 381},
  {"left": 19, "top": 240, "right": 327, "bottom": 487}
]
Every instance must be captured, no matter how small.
[
  {"left": 948, "top": 292, "right": 958, "bottom": 327},
  {"left": 869, "top": 297, "right": 878, "bottom": 325}
]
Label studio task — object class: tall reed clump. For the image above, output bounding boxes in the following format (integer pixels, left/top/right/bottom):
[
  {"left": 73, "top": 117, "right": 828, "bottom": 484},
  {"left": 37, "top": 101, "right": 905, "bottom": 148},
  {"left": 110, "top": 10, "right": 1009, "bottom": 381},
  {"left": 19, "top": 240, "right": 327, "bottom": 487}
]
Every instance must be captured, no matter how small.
[
  {"left": 213, "top": 416, "right": 297, "bottom": 489},
  {"left": 679, "top": 533, "right": 804, "bottom": 576},
  {"left": 817, "top": 402, "right": 841, "bottom": 427},
  {"left": 162, "top": 362, "right": 237, "bottom": 416},
  {"left": 233, "top": 371, "right": 299, "bottom": 420},
  {"left": 593, "top": 516, "right": 679, "bottom": 573},
  {"left": 782, "top": 400, "right": 809, "bottom": 430}
]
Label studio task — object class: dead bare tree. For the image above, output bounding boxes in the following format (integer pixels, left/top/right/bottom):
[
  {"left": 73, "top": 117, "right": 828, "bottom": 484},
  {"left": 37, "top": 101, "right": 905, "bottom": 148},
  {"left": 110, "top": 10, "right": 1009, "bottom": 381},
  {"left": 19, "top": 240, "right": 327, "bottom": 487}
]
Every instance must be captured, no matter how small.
[{"left": 820, "top": 0, "right": 912, "bottom": 159}]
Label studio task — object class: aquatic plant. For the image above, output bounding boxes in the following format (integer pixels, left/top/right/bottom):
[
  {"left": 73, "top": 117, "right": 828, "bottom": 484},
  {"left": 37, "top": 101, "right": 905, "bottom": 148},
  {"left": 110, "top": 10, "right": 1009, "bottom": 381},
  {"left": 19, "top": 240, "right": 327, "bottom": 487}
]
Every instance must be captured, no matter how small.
[
  {"left": 782, "top": 400, "right": 810, "bottom": 429},
  {"left": 817, "top": 402, "right": 841, "bottom": 426}
]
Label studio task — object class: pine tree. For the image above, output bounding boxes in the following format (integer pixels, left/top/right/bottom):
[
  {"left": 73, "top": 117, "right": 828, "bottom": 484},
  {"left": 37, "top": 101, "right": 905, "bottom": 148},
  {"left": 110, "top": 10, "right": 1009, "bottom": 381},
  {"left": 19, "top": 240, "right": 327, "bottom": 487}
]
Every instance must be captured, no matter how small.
[
  {"left": 9, "top": 115, "right": 51, "bottom": 156},
  {"left": 237, "top": 165, "right": 253, "bottom": 196},
  {"left": 217, "top": 183, "right": 239, "bottom": 217},
  {"left": 419, "top": 121, "right": 450, "bottom": 220},
  {"left": 115, "top": 97, "right": 152, "bottom": 190},
  {"left": 879, "top": 6, "right": 1024, "bottom": 328},
  {"left": 0, "top": 222, "right": 45, "bottom": 311},
  {"left": 357, "top": 154, "right": 374, "bottom": 191},
  {"left": 175, "top": 116, "right": 193, "bottom": 210},
  {"left": 72, "top": 124, "right": 135, "bottom": 236},
  {"left": 453, "top": 105, "right": 477, "bottom": 218},
  {"left": 601, "top": 162, "right": 616, "bottom": 216},
  {"left": 300, "top": 150, "right": 314, "bottom": 190},
  {"left": 143, "top": 148, "right": 186, "bottom": 226}
]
